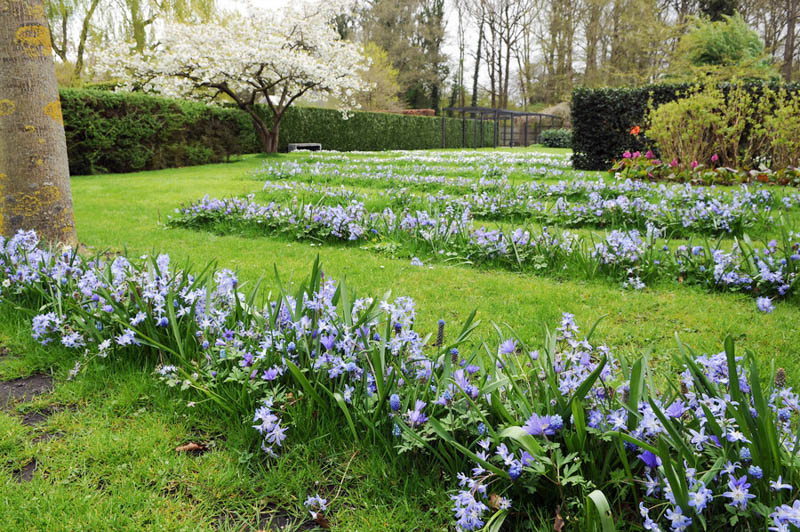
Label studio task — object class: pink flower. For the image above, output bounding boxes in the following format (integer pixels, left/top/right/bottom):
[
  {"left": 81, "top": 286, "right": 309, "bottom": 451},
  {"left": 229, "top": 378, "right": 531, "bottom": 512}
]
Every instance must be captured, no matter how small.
[
  {"left": 645, "top": 150, "right": 654, "bottom": 159},
  {"left": 711, "top": 153, "right": 719, "bottom": 163},
  {"left": 632, "top": 151, "right": 641, "bottom": 159},
  {"left": 623, "top": 151, "right": 632, "bottom": 159},
  {"left": 670, "top": 159, "right": 679, "bottom": 168},
  {"left": 652, "top": 159, "right": 661, "bottom": 165},
  {"left": 690, "top": 160, "right": 699, "bottom": 169}
]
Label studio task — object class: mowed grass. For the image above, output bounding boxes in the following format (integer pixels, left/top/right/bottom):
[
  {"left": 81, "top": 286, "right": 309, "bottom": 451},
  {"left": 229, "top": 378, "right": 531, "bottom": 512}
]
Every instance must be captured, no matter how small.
[{"left": 1, "top": 146, "right": 799, "bottom": 530}]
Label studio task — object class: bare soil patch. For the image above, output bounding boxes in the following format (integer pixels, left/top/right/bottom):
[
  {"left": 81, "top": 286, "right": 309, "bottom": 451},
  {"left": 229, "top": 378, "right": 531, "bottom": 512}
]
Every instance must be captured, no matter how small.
[
  {"left": 0, "top": 374, "right": 53, "bottom": 408},
  {"left": 12, "top": 459, "right": 37, "bottom": 483}
]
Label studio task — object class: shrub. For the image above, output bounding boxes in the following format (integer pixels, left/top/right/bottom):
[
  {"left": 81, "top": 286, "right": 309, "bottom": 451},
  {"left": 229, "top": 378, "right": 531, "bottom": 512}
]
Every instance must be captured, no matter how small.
[
  {"left": 540, "top": 128, "right": 572, "bottom": 148},
  {"left": 668, "top": 13, "right": 778, "bottom": 81},
  {"left": 269, "top": 106, "right": 494, "bottom": 152},
  {"left": 571, "top": 82, "right": 800, "bottom": 171},
  {"left": 763, "top": 89, "right": 800, "bottom": 169},
  {"left": 60, "top": 89, "right": 258, "bottom": 175},
  {"left": 645, "top": 86, "right": 731, "bottom": 169},
  {"left": 571, "top": 84, "right": 690, "bottom": 170},
  {"left": 646, "top": 83, "right": 800, "bottom": 171}
]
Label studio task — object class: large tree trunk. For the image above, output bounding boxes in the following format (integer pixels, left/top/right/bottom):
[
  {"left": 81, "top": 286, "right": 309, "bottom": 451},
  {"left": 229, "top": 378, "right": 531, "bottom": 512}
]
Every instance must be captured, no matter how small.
[{"left": 0, "top": 0, "right": 77, "bottom": 246}]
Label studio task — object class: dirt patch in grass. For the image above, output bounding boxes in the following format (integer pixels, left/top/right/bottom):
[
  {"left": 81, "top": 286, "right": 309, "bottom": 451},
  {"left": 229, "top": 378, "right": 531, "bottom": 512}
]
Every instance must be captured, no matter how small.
[
  {"left": 216, "top": 503, "right": 321, "bottom": 531},
  {"left": 31, "top": 430, "right": 65, "bottom": 444},
  {"left": 12, "top": 459, "right": 37, "bottom": 483},
  {"left": 22, "top": 409, "right": 51, "bottom": 426},
  {"left": 0, "top": 374, "right": 53, "bottom": 408}
]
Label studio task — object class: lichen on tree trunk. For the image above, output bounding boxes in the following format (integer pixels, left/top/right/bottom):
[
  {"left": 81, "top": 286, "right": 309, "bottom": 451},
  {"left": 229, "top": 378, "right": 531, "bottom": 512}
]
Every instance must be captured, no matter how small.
[{"left": 0, "top": 0, "right": 77, "bottom": 246}]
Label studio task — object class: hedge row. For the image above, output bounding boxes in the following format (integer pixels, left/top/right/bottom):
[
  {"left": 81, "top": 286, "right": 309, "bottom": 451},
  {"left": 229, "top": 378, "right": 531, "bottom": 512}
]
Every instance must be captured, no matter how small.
[
  {"left": 268, "top": 106, "right": 496, "bottom": 152},
  {"left": 61, "top": 89, "right": 258, "bottom": 175},
  {"left": 60, "top": 89, "right": 494, "bottom": 175},
  {"left": 571, "top": 81, "right": 800, "bottom": 171}
]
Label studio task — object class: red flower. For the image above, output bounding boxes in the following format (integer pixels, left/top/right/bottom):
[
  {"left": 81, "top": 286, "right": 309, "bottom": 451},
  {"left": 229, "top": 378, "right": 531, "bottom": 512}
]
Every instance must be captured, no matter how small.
[{"left": 630, "top": 125, "right": 640, "bottom": 136}]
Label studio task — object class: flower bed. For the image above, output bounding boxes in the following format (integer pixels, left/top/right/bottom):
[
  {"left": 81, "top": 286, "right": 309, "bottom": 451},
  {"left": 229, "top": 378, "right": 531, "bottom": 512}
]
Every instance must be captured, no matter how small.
[
  {"left": 1, "top": 230, "right": 798, "bottom": 531},
  {"left": 170, "top": 195, "right": 800, "bottom": 309},
  {"left": 261, "top": 177, "right": 800, "bottom": 237},
  {"left": 612, "top": 151, "right": 800, "bottom": 187}
]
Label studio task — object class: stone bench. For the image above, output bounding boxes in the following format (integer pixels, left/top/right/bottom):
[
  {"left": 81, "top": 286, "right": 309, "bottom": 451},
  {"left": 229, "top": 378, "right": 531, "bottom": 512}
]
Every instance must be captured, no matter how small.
[{"left": 288, "top": 143, "right": 322, "bottom": 152}]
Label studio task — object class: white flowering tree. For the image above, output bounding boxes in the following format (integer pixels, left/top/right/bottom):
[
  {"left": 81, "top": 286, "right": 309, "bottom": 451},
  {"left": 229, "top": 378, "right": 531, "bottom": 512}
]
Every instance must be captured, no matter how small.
[{"left": 96, "top": 0, "right": 369, "bottom": 153}]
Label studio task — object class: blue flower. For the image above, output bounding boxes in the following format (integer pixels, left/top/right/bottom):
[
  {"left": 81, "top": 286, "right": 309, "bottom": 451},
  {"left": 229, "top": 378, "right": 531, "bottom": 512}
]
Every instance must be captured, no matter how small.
[
  {"left": 389, "top": 393, "right": 400, "bottom": 412},
  {"left": 638, "top": 450, "right": 662, "bottom": 469},
  {"left": 498, "top": 338, "right": 517, "bottom": 355},
  {"left": 722, "top": 475, "right": 756, "bottom": 510},
  {"left": 523, "top": 413, "right": 563, "bottom": 436},
  {"left": 665, "top": 505, "right": 692, "bottom": 531},
  {"left": 688, "top": 481, "right": 713, "bottom": 513},
  {"left": 757, "top": 296, "right": 774, "bottom": 313}
]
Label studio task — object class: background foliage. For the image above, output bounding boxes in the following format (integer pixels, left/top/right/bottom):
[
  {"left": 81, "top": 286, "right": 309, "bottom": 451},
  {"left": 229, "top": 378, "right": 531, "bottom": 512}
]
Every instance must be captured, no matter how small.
[
  {"left": 571, "top": 81, "right": 800, "bottom": 170},
  {"left": 61, "top": 89, "right": 495, "bottom": 174},
  {"left": 61, "top": 89, "right": 258, "bottom": 175}
]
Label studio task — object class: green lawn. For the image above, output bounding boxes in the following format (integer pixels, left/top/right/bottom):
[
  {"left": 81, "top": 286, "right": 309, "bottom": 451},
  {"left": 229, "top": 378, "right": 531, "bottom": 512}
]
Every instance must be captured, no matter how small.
[{"left": 1, "top": 147, "right": 798, "bottom": 530}]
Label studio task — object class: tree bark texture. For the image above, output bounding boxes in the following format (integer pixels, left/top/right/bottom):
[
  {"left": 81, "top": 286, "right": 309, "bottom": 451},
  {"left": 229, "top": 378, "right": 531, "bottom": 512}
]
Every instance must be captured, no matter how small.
[{"left": 0, "top": 0, "right": 77, "bottom": 245}]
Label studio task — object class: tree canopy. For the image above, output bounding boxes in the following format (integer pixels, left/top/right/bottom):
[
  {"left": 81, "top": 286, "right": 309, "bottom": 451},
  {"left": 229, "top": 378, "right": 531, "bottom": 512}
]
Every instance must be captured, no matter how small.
[{"left": 96, "top": 0, "right": 369, "bottom": 152}]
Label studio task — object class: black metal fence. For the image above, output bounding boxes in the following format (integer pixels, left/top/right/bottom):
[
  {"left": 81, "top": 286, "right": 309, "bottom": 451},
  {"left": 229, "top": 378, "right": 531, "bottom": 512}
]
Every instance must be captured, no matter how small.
[{"left": 441, "top": 106, "right": 564, "bottom": 149}]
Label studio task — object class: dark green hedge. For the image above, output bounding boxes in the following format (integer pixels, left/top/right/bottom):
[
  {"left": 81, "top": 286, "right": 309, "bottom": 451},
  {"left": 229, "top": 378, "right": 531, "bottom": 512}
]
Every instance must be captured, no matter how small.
[
  {"left": 571, "top": 82, "right": 800, "bottom": 171},
  {"left": 268, "top": 106, "right": 495, "bottom": 152},
  {"left": 60, "top": 89, "right": 258, "bottom": 175},
  {"left": 60, "top": 89, "right": 494, "bottom": 175},
  {"left": 571, "top": 84, "right": 691, "bottom": 171},
  {"left": 540, "top": 128, "right": 572, "bottom": 148}
]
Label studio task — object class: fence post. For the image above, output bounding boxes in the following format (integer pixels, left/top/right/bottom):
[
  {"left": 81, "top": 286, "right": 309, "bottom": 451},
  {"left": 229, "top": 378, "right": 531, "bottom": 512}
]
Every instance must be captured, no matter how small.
[
  {"left": 441, "top": 112, "right": 446, "bottom": 148},
  {"left": 473, "top": 111, "right": 478, "bottom": 149},
  {"left": 538, "top": 115, "right": 543, "bottom": 143},
  {"left": 462, "top": 110, "right": 466, "bottom": 148},
  {"left": 524, "top": 115, "right": 529, "bottom": 146},
  {"left": 493, "top": 110, "right": 499, "bottom": 148}
]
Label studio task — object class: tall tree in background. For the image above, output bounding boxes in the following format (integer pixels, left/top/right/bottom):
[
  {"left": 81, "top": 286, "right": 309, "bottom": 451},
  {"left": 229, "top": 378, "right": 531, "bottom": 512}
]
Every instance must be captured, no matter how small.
[
  {"left": 365, "top": 0, "right": 447, "bottom": 110},
  {"left": 699, "top": 0, "right": 737, "bottom": 20},
  {"left": 46, "top": 0, "right": 101, "bottom": 78},
  {"left": 784, "top": 0, "right": 798, "bottom": 80},
  {"left": 0, "top": 0, "right": 77, "bottom": 245},
  {"left": 467, "top": 0, "right": 485, "bottom": 107}
]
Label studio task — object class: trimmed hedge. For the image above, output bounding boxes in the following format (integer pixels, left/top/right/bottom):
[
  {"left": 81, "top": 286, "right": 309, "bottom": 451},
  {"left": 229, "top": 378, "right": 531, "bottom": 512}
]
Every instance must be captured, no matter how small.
[
  {"left": 540, "top": 128, "right": 572, "bottom": 148},
  {"left": 61, "top": 89, "right": 258, "bottom": 175},
  {"left": 571, "top": 82, "right": 800, "bottom": 171},
  {"left": 268, "top": 106, "right": 495, "bottom": 152},
  {"left": 60, "top": 89, "right": 495, "bottom": 175}
]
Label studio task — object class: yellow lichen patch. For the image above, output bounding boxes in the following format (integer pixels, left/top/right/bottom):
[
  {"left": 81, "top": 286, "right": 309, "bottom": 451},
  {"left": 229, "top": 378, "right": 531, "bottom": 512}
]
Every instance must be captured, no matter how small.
[
  {"left": 0, "top": 173, "right": 6, "bottom": 180},
  {"left": 11, "top": 194, "right": 42, "bottom": 216},
  {"left": 38, "top": 185, "right": 61, "bottom": 204},
  {"left": 25, "top": 2, "right": 45, "bottom": 17},
  {"left": 24, "top": 124, "right": 35, "bottom": 132},
  {"left": 43, "top": 100, "right": 63, "bottom": 124},
  {"left": 35, "top": 158, "right": 43, "bottom": 166},
  {"left": 15, "top": 24, "right": 52, "bottom": 58},
  {"left": 38, "top": 138, "right": 45, "bottom": 144},
  {"left": 0, "top": 99, "right": 15, "bottom": 116}
]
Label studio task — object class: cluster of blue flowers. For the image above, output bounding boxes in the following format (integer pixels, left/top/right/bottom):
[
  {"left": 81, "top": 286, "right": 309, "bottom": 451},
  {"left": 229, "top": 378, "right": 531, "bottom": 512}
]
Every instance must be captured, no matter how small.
[
  {"left": 444, "top": 313, "right": 799, "bottom": 531},
  {"left": 1, "top": 230, "right": 798, "bottom": 531},
  {"left": 171, "top": 193, "right": 800, "bottom": 310}
]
